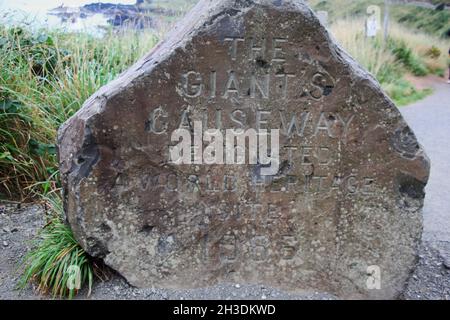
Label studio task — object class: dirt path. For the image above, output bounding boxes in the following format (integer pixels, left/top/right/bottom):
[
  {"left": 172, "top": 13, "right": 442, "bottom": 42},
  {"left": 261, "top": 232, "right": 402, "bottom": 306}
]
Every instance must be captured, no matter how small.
[
  {"left": 0, "top": 204, "right": 336, "bottom": 300},
  {"left": 400, "top": 78, "right": 450, "bottom": 299},
  {"left": 400, "top": 80, "right": 450, "bottom": 247}
]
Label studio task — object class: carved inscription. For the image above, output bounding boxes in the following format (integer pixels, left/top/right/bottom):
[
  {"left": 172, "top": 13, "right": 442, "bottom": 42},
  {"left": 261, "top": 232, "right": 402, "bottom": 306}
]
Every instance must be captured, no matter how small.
[
  {"left": 137, "top": 172, "right": 376, "bottom": 195},
  {"left": 140, "top": 35, "right": 377, "bottom": 265}
]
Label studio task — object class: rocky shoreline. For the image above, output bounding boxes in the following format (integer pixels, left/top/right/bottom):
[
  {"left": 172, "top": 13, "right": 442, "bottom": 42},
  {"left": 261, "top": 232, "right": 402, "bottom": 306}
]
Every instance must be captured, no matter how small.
[{"left": 48, "top": 1, "right": 186, "bottom": 30}]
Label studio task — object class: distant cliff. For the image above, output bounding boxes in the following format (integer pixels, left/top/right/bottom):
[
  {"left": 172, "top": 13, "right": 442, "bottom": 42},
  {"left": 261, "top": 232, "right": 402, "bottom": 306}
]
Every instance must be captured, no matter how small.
[
  {"left": 49, "top": 1, "right": 158, "bottom": 29},
  {"left": 82, "top": 2, "right": 140, "bottom": 14}
]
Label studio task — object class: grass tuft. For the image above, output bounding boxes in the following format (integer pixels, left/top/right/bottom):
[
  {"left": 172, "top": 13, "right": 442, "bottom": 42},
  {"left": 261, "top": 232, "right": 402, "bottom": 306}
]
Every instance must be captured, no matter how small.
[{"left": 18, "top": 195, "right": 103, "bottom": 299}]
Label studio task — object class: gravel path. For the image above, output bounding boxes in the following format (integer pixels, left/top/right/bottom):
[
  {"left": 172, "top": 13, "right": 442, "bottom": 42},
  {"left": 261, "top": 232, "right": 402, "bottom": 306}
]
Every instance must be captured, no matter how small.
[
  {"left": 1, "top": 80, "right": 449, "bottom": 300},
  {"left": 400, "top": 81, "right": 450, "bottom": 246},
  {"left": 400, "top": 79, "right": 450, "bottom": 299},
  {"left": 1, "top": 203, "right": 449, "bottom": 300},
  {"left": 0, "top": 204, "right": 336, "bottom": 300}
]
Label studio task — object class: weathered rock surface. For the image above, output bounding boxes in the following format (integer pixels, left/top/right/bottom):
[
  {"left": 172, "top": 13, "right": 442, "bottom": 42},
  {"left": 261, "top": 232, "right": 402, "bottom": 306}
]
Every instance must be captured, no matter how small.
[{"left": 58, "top": 0, "right": 430, "bottom": 299}]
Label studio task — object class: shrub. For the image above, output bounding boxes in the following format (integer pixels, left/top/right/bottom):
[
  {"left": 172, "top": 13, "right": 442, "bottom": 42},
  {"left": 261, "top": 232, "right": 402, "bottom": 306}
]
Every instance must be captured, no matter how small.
[
  {"left": 388, "top": 38, "right": 429, "bottom": 76},
  {"left": 382, "top": 79, "right": 433, "bottom": 106},
  {"left": 329, "top": 19, "right": 442, "bottom": 106},
  {"left": 425, "top": 45, "right": 442, "bottom": 59}
]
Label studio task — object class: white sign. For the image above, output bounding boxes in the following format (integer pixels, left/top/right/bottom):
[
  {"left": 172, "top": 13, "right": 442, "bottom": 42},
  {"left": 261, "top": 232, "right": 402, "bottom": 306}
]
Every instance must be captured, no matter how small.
[
  {"left": 366, "top": 5, "right": 381, "bottom": 37},
  {"left": 366, "top": 265, "right": 382, "bottom": 290}
]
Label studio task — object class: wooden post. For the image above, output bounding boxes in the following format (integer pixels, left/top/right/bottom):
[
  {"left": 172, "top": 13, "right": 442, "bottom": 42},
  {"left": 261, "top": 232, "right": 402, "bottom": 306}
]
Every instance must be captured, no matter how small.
[{"left": 383, "top": 0, "right": 390, "bottom": 45}]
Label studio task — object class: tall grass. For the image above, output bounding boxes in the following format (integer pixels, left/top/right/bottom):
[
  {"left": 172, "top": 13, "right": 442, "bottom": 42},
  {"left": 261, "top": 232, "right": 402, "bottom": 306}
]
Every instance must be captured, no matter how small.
[
  {"left": 329, "top": 19, "right": 446, "bottom": 105},
  {"left": 330, "top": 19, "right": 400, "bottom": 81},
  {"left": 388, "top": 23, "right": 449, "bottom": 75},
  {"left": 0, "top": 12, "right": 161, "bottom": 298},
  {"left": 0, "top": 25, "right": 159, "bottom": 200}
]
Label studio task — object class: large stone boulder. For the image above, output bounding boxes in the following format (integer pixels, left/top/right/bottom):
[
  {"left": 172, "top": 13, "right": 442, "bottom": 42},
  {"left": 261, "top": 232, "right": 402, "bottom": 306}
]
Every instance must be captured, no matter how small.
[{"left": 58, "top": 0, "right": 430, "bottom": 299}]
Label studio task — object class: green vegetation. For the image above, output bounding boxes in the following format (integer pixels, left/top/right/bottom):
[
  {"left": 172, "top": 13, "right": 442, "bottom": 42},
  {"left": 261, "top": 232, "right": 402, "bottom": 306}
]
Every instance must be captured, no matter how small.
[
  {"left": 329, "top": 17, "right": 448, "bottom": 107},
  {"left": 310, "top": 0, "right": 450, "bottom": 38},
  {"left": 393, "top": 6, "right": 450, "bottom": 38},
  {"left": 384, "top": 79, "right": 433, "bottom": 106},
  {"left": 388, "top": 38, "right": 429, "bottom": 76},
  {"left": 138, "top": 0, "right": 198, "bottom": 25},
  {"left": 0, "top": 25, "right": 158, "bottom": 201},
  {"left": 429, "top": 0, "right": 450, "bottom": 4},
  {"left": 18, "top": 196, "right": 104, "bottom": 299},
  {"left": 141, "top": 0, "right": 198, "bottom": 11},
  {"left": 0, "top": 24, "right": 157, "bottom": 298},
  {"left": 307, "top": 1, "right": 449, "bottom": 105}
]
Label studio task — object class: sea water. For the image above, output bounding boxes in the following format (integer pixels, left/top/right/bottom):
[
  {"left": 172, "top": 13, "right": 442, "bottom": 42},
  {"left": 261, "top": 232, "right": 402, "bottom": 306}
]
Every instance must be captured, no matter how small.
[{"left": 0, "top": 0, "right": 136, "bottom": 35}]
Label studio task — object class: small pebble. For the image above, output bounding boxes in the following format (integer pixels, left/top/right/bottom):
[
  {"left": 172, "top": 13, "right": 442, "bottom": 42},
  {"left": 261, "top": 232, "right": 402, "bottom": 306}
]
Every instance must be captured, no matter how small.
[
  {"left": 443, "top": 261, "right": 450, "bottom": 269},
  {"left": 3, "top": 241, "right": 8, "bottom": 247},
  {"left": 235, "top": 284, "right": 241, "bottom": 289}
]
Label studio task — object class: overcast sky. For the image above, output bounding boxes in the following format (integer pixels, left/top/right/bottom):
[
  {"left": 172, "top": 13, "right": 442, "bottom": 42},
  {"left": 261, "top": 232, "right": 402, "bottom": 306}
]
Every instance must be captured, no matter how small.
[{"left": 0, "top": 0, "right": 137, "bottom": 13}]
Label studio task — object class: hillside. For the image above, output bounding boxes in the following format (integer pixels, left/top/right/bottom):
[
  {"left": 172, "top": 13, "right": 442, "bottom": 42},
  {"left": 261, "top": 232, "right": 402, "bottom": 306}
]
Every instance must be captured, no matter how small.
[{"left": 308, "top": 0, "right": 450, "bottom": 38}]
